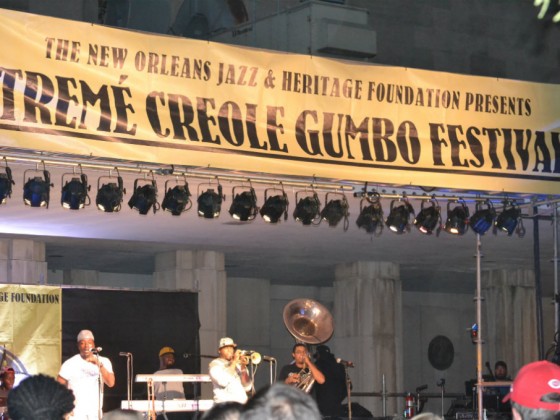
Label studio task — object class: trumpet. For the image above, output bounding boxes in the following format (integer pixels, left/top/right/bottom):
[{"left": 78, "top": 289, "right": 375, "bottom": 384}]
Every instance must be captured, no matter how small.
[{"left": 238, "top": 350, "right": 262, "bottom": 365}]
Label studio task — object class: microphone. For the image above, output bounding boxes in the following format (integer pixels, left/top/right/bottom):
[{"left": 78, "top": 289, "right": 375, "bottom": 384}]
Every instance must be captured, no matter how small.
[
  {"left": 119, "top": 352, "right": 131, "bottom": 357},
  {"left": 262, "top": 355, "right": 276, "bottom": 362},
  {"left": 183, "top": 353, "right": 192, "bottom": 359},
  {"left": 89, "top": 347, "right": 102, "bottom": 354},
  {"left": 416, "top": 384, "right": 428, "bottom": 393},
  {"left": 336, "top": 358, "right": 354, "bottom": 368}
]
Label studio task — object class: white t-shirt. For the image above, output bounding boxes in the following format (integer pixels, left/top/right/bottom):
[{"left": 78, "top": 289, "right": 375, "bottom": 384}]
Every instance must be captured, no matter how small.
[
  {"left": 58, "top": 353, "right": 113, "bottom": 419},
  {"left": 153, "top": 368, "right": 186, "bottom": 400},
  {"left": 209, "top": 358, "right": 251, "bottom": 404}
]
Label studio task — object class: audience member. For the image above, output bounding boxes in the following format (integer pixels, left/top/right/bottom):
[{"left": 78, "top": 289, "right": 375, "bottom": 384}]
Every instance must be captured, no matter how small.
[
  {"left": 503, "top": 360, "right": 560, "bottom": 420},
  {"left": 7, "top": 374, "right": 75, "bottom": 420},
  {"left": 241, "top": 383, "right": 321, "bottom": 420},
  {"left": 102, "top": 409, "right": 143, "bottom": 419},
  {"left": 201, "top": 401, "right": 243, "bottom": 420}
]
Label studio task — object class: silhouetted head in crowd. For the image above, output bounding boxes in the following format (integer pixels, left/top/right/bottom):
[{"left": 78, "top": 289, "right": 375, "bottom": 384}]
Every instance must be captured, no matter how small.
[
  {"left": 102, "top": 408, "right": 144, "bottom": 419},
  {"left": 241, "top": 383, "right": 321, "bottom": 420},
  {"left": 7, "top": 374, "right": 75, "bottom": 420},
  {"left": 201, "top": 401, "right": 243, "bottom": 420}
]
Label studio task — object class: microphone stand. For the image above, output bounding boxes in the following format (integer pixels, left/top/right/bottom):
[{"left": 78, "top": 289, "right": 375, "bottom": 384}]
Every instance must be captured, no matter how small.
[
  {"left": 437, "top": 378, "right": 446, "bottom": 417},
  {"left": 94, "top": 352, "right": 102, "bottom": 420},
  {"left": 344, "top": 364, "right": 352, "bottom": 420},
  {"left": 120, "top": 352, "right": 133, "bottom": 409}
]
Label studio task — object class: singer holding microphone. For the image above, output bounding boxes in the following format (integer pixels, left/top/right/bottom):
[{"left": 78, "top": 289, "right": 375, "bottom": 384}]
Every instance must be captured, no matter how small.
[{"left": 57, "top": 329, "right": 115, "bottom": 419}]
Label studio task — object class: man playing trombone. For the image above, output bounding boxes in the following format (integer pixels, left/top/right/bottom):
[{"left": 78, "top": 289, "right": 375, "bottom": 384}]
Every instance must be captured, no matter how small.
[
  {"left": 209, "top": 337, "right": 253, "bottom": 404},
  {"left": 279, "top": 343, "right": 325, "bottom": 393}
]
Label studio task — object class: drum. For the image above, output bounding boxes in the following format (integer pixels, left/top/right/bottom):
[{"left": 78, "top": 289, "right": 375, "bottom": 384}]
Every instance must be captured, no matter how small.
[{"left": 404, "top": 393, "right": 416, "bottom": 418}]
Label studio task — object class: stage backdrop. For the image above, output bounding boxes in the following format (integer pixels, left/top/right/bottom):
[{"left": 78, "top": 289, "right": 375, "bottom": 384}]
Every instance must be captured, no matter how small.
[{"left": 61, "top": 287, "right": 200, "bottom": 412}]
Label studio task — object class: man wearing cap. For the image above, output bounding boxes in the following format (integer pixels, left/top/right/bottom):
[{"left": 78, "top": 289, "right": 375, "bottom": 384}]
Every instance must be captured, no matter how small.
[
  {"left": 57, "top": 329, "right": 115, "bottom": 419},
  {"left": 208, "top": 337, "right": 252, "bottom": 404},
  {"left": 503, "top": 360, "right": 560, "bottom": 420},
  {"left": 153, "top": 346, "right": 186, "bottom": 400}
]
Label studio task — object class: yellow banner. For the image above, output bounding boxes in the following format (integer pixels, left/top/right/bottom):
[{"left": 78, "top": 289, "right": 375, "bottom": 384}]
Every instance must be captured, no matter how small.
[
  {"left": 0, "top": 9, "right": 558, "bottom": 194},
  {"left": 0, "top": 284, "right": 61, "bottom": 379}
]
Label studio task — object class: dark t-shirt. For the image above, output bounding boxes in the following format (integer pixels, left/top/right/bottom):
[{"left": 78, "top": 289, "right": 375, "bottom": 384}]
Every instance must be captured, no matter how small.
[{"left": 278, "top": 364, "right": 308, "bottom": 382}]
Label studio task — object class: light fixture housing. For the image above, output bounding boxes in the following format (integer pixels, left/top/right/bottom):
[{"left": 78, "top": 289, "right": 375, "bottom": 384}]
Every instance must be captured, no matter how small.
[
  {"left": 356, "top": 194, "right": 384, "bottom": 236},
  {"left": 260, "top": 187, "right": 289, "bottom": 223},
  {"left": 197, "top": 182, "right": 224, "bottom": 219},
  {"left": 229, "top": 185, "right": 258, "bottom": 221},
  {"left": 293, "top": 190, "right": 321, "bottom": 225},
  {"left": 444, "top": 200, "right": 469, "bottom": 235},
  {"left": 162, "top": 179, "right": 192, "bottom": 216},
  {"left": 320, "top": 192, "right": 349, "bottom": 229},
  {"left": 414, "top": 198, "right": 441, "bottom": 235},
  {"left": 23, "top": 168, "right": 52, "bottom": 208},
  {"left": 385, "top": 198, "right": 414, "bottom": 234},
  {"left": 96, "top": 173, "right": 125, "bottom": 213},
  {"left": 128, "top": 178, "right": 159, "bottom": 215},
  {"left": 0, "top": 161, "right": 15, "bottom": 205},
  {"left": 469, "top": 200, "right": 495, "bottom": 235},
  {"left": 495, "top": 200, "right": 524, "bottom": 236},
  {"left": 61, "top": 172, "right": 90, "bottom": 210}
]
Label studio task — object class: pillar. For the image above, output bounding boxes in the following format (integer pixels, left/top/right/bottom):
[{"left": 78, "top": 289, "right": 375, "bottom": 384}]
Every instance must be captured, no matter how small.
[
  {"left": 0, "top": 238, "right": 47, "bottom": 284},
  {"left": 333, "top": 261, "right": 402, "bottom": 417}
]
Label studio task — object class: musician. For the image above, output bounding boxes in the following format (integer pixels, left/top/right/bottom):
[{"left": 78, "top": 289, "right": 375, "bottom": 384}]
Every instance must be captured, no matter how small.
[
  {"left": 154, "top": 346, "right": 186, "bottom": 400},
  {"left": 278, "top": 344, "right": 325, "bottom": 391},
  {"left": 0, "top": 367, "right": 15, "bottom": 415},
  {"left": 494, "top": 361, "right": 511, "bottom": 381},
  {"left": 57, "top": 329, "right": 115, "bottom": 419},
  {"left": 313, "top": 345, "right": 347, "bottom": 418},
  {"left": 208, "top": 337, "right": 252, "bottom": 404}
]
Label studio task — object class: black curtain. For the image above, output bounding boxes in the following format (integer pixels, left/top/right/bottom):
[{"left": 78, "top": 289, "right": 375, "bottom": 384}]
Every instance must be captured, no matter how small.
[{"left": 61, "top": 288, "right": 200, "bottom": 412}]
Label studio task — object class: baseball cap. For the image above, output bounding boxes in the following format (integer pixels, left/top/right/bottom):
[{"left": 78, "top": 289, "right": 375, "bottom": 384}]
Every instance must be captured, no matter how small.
[
  {"left": 503, "top": 360, "right": 560, "bottom": 410},
  {"left": 219, "top": 337, "right": 237, "bottom": 349},
  {"left": 77, "top": 330, "right": 94, "bottom": 342},
  {"left": 159, "top": 346, "right": 175, "bottom": 357}
]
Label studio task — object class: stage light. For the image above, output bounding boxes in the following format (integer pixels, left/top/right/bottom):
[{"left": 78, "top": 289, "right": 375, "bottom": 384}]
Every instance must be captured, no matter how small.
[
  {"left": 197, "top": 181, "right": 224, "bottom": 219},
  {"left": 320, "top": 192, "right": 349, "bottom": 229},
  {"left": 0, "top": 160, "right": 14, "bottom": 204},
  {"left": 469, "top": 200, "right": 495, "bottom": 235},
  {"left": 128, "top": 178, "right": 159, "bottom": 215},
  {"left": 414, "top": 198, "right": 441, "bottom": 235},
  {"left": 162, "top": 179, "right": 192, "bottom": 216},
  {"left": 260, "top": 187, "right": 289, "bottom": 223},
  {"left": 96, "top": 172, "right": 125, "bottom": 213},
  {"left": 23, "top": 166, "right": 52, "bottom": 208},
  {"left": 495, "top": 200, "right": 524, "bottom": 236},
  {"left": 444, "top": 200, "right": 469, "bottom": 235},
  {"left": 293, "top": 190, "right": 321, "bottom": 225},
  {"left": 385, "top": 198, "right": 414, "bottom": 234},
  {"left": 61, "top": 170, "right": 90, "bottom": 210},
  {"left": 356, "top": 194, "right": 384, "bottom": 235},
  {"left": 229, "top": 185, "right": 258, "bottom": 221}
]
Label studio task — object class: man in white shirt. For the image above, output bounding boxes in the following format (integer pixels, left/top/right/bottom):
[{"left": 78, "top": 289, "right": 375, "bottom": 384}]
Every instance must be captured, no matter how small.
[
  {"left": 208, "top": 337, "right": 252, "bottom": 404},
  {"left": 57, "top": 329, "right": 115, "bottom": 419}
]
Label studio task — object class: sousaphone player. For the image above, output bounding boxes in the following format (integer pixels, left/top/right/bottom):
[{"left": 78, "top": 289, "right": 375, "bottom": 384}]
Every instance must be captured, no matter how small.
[{"left": 279, "top": 343, "right": 325, "bottom": 391}]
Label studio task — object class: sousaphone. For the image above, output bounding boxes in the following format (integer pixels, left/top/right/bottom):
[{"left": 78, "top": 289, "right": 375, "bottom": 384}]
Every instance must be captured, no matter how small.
[{"left": 282, "top": 298, "right": 334, "bottom": 392}]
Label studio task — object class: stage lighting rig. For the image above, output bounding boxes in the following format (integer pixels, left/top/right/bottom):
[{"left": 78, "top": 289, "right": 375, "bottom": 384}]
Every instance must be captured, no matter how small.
[
  {"left": 61, "top": 166, "right": 91, "bottom": 210},
  {"left": 0, "top": 159, "right": 15, "bottom": 205},
  {"left": 320, "top": 192, "right": 349, "bottom": 229},
  {"left": 356, "top": 193, "right": 384, "bottom": 236},
  {"left": 414, "top": 197, "right": 441, "bottom": 235},
  {"left": 385, "top": 198, "right": 414, "bottom": 234},
  {"left": 444, "top": 200, "right": 469, "bottom": 235},
  {"left": 162, "top": 178, "right": 192, "bottom": 216},
  {"left": 96, "top": 169, "right": 126, "bottom": 213},
  {"left": 128, "top": 175, "right": 159, "bottom": 215},
  {"left": 229, "top": 184, "right": 258, "bottom": 221},
  {"left": 469, "top": 200, "right": 496, "bottom": 235},
  {"left": 23, "top": 163, "right": 53, "bottom": 208},
  {"left": 293, "top": 190, "right": 321, "bottom": 225},
  {"left": 260, "top": 186, "right": 289, "bottom": 223},
  {"left": 197, "top": 179, "right": 224, "bottom": 219},
  {"left": 495, "top": 199, "right": 525, "bottom": 236}
]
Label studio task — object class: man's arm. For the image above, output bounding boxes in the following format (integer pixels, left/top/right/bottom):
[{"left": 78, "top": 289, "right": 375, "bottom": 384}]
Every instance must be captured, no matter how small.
[
  {"left": 57, "top": 375, "right": 68, "bottom": 387},
  {"left": 304, "top": 356, "right": 325, "bottom": 384}
]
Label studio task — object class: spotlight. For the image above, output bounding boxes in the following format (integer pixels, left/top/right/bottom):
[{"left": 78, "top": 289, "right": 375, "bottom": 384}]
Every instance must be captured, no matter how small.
[
  {"left": 444, "top": 200, "right": 469, "bottom": 235},
  {"left": 260, "top": 187, "right": 289, "bottom": 223},
  {"left": 0, "top": 160, "right": 15, "bottom": 204},
  {"left": 96, "top": 172, "right": 126, "bottom": 213},
  {"left": 23, "top": 166, "right": 52, "bottom": 208},
  {"left": 414, "top": 198, "right": 441, "bottom": 235},
  {"left": 495, "top": 200, "right": 524, "bottom": 236},
  {"left": 197, "top": 181, "right": 224, "bottom": 219},
  {"left": 128, "top": 178, "right": 159, "bottom": 215},
  {"left": 320, "top": 192, "right": 349, "bottom": 229},
  {"left": 469, "top": 200, "right": 495, "bottom": 235},
  {"left": 356, "top": 193, "right": 384, "bottom": 235},
  {"left": 229, "top": 185, "right": 258, "bottom": 221},
  {"left": 61, "top": 171, "right": 90, "bottom": 210},
  {"left": 293, "top": 190, "right": 321, "bottom": 225},
  {"left": 162, "top": 179, "right": 192, "bottom": 216},
  {"left": 385, "top": 198, "right": 414, "bottom": 234}
]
